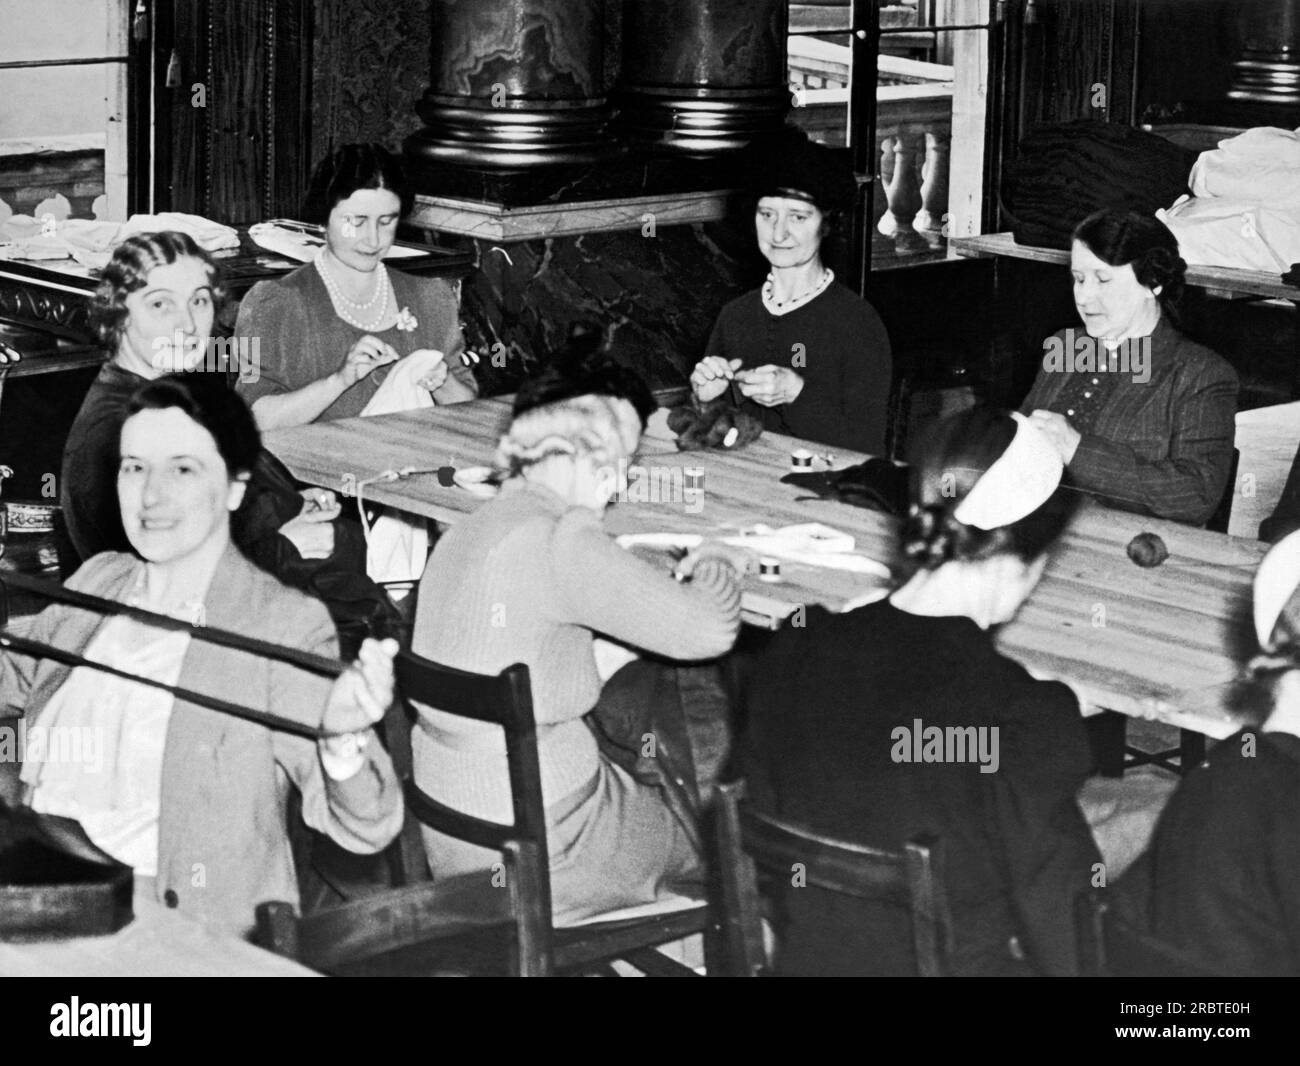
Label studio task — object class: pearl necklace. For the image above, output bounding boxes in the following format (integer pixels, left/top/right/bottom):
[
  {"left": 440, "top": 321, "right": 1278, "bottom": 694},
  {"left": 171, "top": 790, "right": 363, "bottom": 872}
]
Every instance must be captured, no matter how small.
[{"left": 315, "top": 252, "right": 393, "bottom": 332}]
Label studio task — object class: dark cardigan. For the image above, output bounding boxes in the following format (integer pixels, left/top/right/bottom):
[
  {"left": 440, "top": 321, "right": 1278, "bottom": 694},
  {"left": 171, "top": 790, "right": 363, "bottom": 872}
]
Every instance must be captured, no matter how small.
[{"left": 703, "top": 281, "right": 893, "bottom": 455}]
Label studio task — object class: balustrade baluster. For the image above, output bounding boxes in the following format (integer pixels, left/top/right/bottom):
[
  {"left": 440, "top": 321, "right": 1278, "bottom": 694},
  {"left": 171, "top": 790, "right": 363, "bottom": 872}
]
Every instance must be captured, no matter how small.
[
  {"left": 914, "top": 130, "right": 950, "bottom": 248},
  {"left": 878, "top": 131, "right": 929, "bottom": 255}
]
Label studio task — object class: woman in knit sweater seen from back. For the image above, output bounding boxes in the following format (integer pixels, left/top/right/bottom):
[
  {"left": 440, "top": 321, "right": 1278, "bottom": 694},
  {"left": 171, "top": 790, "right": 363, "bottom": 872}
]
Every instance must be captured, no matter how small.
[{"left": 410, "top": 381, "right": 743, "bottom": 923}]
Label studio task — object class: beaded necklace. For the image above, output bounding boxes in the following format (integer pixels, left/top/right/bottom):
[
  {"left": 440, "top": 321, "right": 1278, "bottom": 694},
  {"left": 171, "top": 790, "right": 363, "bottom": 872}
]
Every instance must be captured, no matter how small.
[{"left": 762, "top": 267, "right": 833, "bottom": 317}]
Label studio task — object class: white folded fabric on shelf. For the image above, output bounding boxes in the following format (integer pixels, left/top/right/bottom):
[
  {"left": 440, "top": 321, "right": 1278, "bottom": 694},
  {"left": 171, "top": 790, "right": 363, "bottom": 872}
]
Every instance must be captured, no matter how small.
[
  {"left": 1158, "top": 194, "right": 1300, "bottom": 273},
  {"left": 1189, "top": 126, "right": 1300, "bottom": 206},
  {"left": 0, "top": 211, "right": 239, "bottom": 267},
  {"left": 1154, "top": 126, "right": 1300, "bottom": 273}
]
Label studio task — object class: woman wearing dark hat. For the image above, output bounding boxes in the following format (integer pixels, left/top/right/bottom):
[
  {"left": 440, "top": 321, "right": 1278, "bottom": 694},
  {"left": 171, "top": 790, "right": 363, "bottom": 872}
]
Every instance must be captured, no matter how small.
[{"left": 689, "top": 137, "right": 893, "bottom": 455}]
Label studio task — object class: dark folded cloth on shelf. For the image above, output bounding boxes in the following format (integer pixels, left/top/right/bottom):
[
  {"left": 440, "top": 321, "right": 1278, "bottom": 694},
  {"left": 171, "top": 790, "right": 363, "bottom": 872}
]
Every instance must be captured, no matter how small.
[{"left": 1001, "top": 122, "right": 1196, "bottom": 249}]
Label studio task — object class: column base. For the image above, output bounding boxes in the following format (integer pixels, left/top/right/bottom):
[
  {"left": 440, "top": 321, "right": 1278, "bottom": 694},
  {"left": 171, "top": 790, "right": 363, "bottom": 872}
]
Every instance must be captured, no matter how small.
[
  {"left": 407, "top": 100, "right": 617, "bottom": 169},
  {"left": 614, "top": 87, "right": 791, "bottom": 154}
]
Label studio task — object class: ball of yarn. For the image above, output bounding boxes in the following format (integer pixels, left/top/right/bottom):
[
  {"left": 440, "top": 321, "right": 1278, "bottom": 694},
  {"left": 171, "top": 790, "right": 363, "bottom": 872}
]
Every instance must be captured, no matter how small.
[
  {"left": 668, "top": 398, "right": 763, "bottom": 451},
  {"left": 1126, "top": 531, "right": 1168, "bottom": 568}
]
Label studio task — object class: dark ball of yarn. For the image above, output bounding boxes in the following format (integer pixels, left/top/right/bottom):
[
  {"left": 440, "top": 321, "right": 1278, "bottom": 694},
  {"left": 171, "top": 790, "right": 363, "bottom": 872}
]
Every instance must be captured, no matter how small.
[
  {"left": 667, "top": 398, "right": 763, "bottom": 451},
  {"left": 436, "top": 465, "right": 457, "bottom": 487},
  {"left": 1126, "top": 531, "right": 1168, "bottom": 568}
]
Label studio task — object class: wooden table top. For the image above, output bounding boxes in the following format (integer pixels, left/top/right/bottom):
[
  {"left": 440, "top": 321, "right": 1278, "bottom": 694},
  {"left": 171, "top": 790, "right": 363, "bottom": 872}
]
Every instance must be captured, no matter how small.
[
  {"left": 265, "top": 397, "right": 1266, "bottom": 737},
  {"left": 0, "top": 884, "right": 316, "bottom": 977},
  {"left": 951, "top": 231, "right": 1300, "bottom": 303}
]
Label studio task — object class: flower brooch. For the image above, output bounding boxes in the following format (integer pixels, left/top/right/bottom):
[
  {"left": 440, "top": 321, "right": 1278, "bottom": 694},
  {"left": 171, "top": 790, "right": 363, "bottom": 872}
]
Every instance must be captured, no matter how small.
[{"left": 395, "top": 307, "right": 418, "bottom": 332}]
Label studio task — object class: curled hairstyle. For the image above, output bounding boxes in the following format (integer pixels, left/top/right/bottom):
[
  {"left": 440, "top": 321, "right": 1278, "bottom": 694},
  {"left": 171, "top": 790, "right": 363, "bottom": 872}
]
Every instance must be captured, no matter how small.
[
  {"left": 124, "top": 373, "right": 261, "bottom": 479},
  {"left": 302, "top": 142, "right": 413, "bottom": 224},
  {"left": 89, "top": 231, "right": 225, "bottom": 353},
  {"left": 495, "top": 395, "right": 638, "bottom": 480},
  {"left": 1073, "top": 209, "right": 1186, "bottom": 311},
  {"left": 899, "top": 406, "right": 1077, "bottom": 571}
]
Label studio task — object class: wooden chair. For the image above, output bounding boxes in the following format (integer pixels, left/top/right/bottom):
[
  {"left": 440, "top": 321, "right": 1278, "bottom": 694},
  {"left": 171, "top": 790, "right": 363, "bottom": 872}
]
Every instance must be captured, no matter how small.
[
  {"left": 1076, "top": 891, "right": 1223, "bottom": 977},
  {"left": 259, "top": 653, "right": 717, "bottom": 976},
  {"left": 712, "top": 779, "right": 952, "bottom": 976}
]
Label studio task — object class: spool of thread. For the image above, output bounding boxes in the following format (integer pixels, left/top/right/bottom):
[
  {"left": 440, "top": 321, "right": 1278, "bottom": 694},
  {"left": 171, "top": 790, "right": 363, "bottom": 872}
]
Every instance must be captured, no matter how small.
[
  {"left": 684, "top": 467, "right": 705, "bottom": 492},
  {"left": 759, "top": 557, "right": 781, "bottom": 582},
  {"left": 722, "top": 426, "right": 740, "bottom": 448},
  {"left": 791, "top": 448, "right": 814, "bottom": 470}
]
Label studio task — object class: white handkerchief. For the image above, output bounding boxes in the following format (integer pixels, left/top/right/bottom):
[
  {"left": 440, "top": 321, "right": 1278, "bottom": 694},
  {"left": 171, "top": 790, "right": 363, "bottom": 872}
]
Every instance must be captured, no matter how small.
[{"left": 361, "top": 349, "right": 444, "bottom": 418}]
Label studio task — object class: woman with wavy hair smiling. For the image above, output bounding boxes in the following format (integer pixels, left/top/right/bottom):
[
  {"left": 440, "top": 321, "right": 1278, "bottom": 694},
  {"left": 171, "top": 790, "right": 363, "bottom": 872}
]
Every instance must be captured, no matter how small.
[{"left": 409, "top": 375, "right": 743, "bottom": 923}]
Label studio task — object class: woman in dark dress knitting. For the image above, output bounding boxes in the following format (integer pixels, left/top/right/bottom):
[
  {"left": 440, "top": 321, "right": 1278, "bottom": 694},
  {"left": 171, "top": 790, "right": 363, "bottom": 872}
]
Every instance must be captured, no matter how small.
[
  {"left": 740, "top": 406, "right": 1101, "bottom": 975},
  {"left": 689, "top": 135, "right": 893, "bottom": 455}
]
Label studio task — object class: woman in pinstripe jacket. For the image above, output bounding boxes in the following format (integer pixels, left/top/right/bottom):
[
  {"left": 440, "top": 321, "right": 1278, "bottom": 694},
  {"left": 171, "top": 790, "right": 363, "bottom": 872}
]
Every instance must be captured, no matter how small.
[{"left": 1021, "top": 209, "right": 1237, "bottom": 526}]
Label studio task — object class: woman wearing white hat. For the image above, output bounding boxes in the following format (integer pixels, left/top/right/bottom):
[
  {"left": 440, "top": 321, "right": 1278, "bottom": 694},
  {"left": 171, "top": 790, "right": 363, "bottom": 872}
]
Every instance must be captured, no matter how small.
[
  {"left": 740, "top": 406, "right": 1101, "bottom": 975},
  {"left": 1125, "top": 530, "right": 1300, "bottom": 975}
]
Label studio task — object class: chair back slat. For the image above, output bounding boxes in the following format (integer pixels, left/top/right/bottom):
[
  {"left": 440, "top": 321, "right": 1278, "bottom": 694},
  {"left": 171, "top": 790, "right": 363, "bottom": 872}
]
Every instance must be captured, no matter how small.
[
  {"left": 740, "top": 813, "right": 914, "bottom": 902},
  {"left": 395, "top": 652, "right": 526, "bottom": 725},
  {"left": 714, "top": 779, "right": 952, "bottom": 976},
  {"left": 404, "top": 780, "right": 519, "bottom": 852}
]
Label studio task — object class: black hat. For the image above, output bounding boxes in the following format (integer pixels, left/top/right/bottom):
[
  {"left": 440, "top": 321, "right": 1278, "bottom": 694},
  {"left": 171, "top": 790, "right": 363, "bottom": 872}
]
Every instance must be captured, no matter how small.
[{"left": 743, "top": 128, "right": 858, "bottom": 216}]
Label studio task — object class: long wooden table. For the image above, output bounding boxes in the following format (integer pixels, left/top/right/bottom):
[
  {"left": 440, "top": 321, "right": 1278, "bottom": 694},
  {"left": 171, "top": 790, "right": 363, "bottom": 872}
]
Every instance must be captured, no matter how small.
[
  {"left": 265, "top": 398, "right": 1265, "bottom": 741},
  {"left": 0, "top": 883, "right": 316, "bottom": 977}
]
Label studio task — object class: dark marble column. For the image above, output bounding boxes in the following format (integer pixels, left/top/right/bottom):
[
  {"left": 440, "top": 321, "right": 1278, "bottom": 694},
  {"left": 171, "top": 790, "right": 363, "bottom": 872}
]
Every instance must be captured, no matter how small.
[
  {"left": 616, "top": 0, "right": 791, "bottom": 153},
  {"left": 406, "top": 0, "right": 612, "bottom": 168},
  {"left": 1229, "top": 0, "right": 1300, "bottom": 107}
]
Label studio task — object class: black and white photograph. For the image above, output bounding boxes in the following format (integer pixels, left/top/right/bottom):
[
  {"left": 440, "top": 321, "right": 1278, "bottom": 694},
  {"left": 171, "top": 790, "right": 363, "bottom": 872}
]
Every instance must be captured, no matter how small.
[{"left": 0, "top": 0, "right": 1293, "bottom": 1040}]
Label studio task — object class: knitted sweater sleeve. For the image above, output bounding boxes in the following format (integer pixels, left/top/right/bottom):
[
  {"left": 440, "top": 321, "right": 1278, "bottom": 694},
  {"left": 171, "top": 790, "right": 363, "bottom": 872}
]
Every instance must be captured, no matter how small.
[{"left": 549, "top": 510, "right": 742, "bottom": 661}]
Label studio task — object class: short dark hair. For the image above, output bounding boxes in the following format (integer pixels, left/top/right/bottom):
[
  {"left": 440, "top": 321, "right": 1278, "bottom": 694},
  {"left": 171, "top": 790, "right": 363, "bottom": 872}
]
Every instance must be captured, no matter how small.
[
  {"left": 124, "top": 373, "right": 261, "bottom": 478},
  {"left": 89, "top": 231, "right": 225, "bottom": 353},
  {"left": 1073, "top": 209, "right": 1186, "bottom": 310},
  {"left": 900, "top": 406, "right": 1077, "bottom": 570},
  {"left": 512, "top": 326, "right": 657, "bottom": 429},
  {"left": 302, "top": 142, "right": 413, "bottom": 224}
]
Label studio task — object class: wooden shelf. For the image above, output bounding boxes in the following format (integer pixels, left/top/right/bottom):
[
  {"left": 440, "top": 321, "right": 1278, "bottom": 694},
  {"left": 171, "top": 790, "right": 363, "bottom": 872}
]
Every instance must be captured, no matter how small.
[{"left": 951, "top": 232, "right": 1300, "bottom": 303}]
